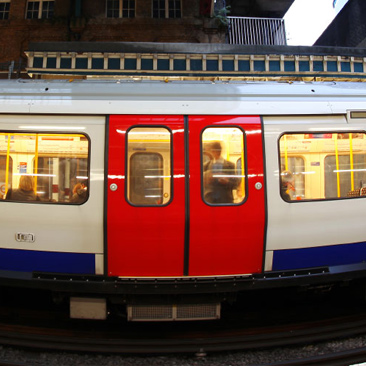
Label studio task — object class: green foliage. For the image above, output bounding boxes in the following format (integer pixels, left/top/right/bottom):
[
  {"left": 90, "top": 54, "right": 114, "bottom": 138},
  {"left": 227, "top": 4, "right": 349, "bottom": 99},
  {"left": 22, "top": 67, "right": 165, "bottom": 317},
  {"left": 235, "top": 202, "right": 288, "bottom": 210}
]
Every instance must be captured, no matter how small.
[{"left": 214, "top": 5, "right": 231, "bottom": 26}]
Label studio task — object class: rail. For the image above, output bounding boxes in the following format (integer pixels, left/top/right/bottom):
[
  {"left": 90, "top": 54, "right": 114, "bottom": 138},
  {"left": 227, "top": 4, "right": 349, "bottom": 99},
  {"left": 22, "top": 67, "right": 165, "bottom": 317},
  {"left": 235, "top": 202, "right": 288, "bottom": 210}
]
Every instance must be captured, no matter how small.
[
  {"left": 227, "top": 16, "right": 287, "bottom": 45},
  {"left": 0, "top": 61, "right": 27, "bottom": 79}
]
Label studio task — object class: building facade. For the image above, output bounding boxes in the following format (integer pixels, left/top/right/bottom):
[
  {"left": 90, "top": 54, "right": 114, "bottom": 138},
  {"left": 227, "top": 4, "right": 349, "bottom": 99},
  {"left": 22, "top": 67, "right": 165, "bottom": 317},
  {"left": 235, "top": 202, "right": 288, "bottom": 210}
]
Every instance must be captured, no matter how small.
[
  {"left": 0, "top": 0, "right": 294, "bottom": 77},
  {"left": 315, "top": 0, "right": 366, "bottom": 48},
  {"left": 1, "top": 0, "right": 227, "bottom": 70}
]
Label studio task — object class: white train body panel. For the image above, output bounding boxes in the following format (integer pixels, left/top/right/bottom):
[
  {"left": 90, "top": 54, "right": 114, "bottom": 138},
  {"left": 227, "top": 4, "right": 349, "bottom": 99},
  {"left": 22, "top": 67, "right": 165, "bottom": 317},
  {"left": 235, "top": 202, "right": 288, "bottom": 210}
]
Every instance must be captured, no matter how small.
[
  {"left": 263, "top": 115, "right": 366, "bottom": 271},
  {"left": 0, "top": 114, "right": 105, "bottom": 274}
]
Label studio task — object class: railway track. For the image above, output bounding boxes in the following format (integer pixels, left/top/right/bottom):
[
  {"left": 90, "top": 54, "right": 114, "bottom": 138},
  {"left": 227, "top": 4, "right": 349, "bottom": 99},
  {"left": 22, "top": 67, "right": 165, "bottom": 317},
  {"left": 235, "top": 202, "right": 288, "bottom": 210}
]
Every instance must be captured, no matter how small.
[
  {"left": 257, "top": 347, "right": 366, "bottom": 366},
  {"left": 0, "top": 284, "right": 365, "bottom": 362},
  {"left": 2, "top": 322, "right": 366, "bottom": 365},
  {"left": 0, "top": 303, "right": 366, "bottom": 355}
]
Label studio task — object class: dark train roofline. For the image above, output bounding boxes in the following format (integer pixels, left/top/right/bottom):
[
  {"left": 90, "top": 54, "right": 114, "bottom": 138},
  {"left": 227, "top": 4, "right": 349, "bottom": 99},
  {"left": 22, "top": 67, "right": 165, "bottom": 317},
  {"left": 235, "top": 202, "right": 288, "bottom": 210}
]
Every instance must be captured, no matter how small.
[{"left": 0, "top": 262, "right": 366, "bottom": 296}]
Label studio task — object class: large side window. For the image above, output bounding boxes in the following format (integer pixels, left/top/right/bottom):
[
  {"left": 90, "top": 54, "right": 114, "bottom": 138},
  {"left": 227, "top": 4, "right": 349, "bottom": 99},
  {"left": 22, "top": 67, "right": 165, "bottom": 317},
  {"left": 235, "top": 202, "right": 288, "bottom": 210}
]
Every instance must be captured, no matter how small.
[
  {"left": 202, "top": 127, "right": 245, "bottom": 205},
  {"left": 127, "top": 127, "right": 172, "bottom": 206},
  {"left": 279, "top": 132, "right": 366, "bottom": 201},
  {"left": 1, "top": 132, "right": 89, "bottom": 204}
]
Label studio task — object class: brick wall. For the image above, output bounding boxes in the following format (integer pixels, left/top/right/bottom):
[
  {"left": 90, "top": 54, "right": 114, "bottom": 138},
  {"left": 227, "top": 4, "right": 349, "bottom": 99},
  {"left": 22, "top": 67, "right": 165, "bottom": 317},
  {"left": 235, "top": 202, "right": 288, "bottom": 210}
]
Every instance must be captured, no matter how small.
[{"left": 0, "top": 0, "right": 225, "bottom": 68}]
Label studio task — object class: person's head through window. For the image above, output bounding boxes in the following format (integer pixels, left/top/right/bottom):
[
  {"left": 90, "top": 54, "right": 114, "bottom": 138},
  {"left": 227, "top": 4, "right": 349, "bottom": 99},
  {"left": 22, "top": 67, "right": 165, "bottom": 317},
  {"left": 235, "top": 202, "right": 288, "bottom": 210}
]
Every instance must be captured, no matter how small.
[
  {"left": 5, "top": 175, "right": 39, "bottom": 201},
  {"left": 19, "top": 175, "right": 35, "bottom": 192},
  {"left": 210, "top": 141, "right": 222, "bottom": 161}
]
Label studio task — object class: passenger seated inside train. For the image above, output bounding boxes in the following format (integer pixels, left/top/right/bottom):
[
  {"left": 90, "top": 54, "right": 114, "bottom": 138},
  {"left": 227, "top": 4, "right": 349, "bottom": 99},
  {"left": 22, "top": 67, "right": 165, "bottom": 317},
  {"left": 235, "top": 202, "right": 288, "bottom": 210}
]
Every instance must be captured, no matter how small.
[
  {"left": 203, "top": 141, "right": 239, "bottom": 204},
  {"left": 347, "top": 182, "right": 366, "bottom": 197},
  {"left": 70, "top": 181, "right": 88, "bottom": 203},
  {"left": 280, "top": 170, "right": 295, "bottom": 201},
  {"left": 5, "top": 175, "right": 40, "bottom": 201}
]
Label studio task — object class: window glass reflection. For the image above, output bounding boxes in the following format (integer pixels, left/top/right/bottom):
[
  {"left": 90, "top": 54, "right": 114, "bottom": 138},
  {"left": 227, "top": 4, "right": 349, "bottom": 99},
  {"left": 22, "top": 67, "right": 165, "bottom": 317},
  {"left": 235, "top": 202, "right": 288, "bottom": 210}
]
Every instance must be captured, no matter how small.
[
  {"left": 127, "top": 127, "right": 171, "bottom": 206},
  {"left": 0, "top": 132, "right": 89, "bottom": 204},
  {"left": 202, "top": 127, "right": 245, "bottom": 205},
  {"left": 279, "top": 132, "right": 366, "bottom": 201}
]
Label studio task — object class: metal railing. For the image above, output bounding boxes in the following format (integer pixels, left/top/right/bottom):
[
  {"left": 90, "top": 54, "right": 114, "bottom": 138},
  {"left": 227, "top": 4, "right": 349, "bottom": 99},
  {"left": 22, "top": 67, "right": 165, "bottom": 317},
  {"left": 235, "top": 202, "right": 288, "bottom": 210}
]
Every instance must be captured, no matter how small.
[
  {"left": 227, "top": 16, "right": 287, "bottom": 45},
  {"left": 0, "top": 61, "right": 27, "bottom": 79}
]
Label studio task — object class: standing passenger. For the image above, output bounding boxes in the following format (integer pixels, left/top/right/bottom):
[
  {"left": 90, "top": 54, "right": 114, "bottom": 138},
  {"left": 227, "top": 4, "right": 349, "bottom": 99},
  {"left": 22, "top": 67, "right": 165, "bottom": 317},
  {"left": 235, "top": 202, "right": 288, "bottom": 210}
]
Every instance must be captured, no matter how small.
[{"left": 203, "top": 141, "right": 239, "bottom": 204}]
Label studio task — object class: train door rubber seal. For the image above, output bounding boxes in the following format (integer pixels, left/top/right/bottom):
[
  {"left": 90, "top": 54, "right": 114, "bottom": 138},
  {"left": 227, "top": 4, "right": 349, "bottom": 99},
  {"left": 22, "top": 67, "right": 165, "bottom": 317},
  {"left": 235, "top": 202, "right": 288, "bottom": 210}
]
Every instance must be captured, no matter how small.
[
  {"left": 260, "top": 116, "right": 269, "bottom": 273},
  {"left": 183, "top": 115, "right": 190, "bottom": 276},
  {"left": 103, "top": 116, "right": 110, "bottom": 277}
]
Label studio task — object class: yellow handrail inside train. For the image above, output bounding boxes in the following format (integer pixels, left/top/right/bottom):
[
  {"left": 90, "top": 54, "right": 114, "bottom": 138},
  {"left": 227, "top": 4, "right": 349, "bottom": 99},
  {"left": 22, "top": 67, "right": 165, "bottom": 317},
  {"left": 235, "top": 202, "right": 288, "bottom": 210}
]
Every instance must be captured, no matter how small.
[
  {"left": 5, "top": 134, "right": 11, "bottom": 196},
  {"left": 349, "top": 133, "right": 354, "bottom": 191},
  {"left": 284, "top": 135, "right": 288, "bottom": 171},
  {"left": 34, "top": 134, "right": 39, "bottom": 192},
  {"left": 334, "top": 133, "right": 341, "bottom": 198}
]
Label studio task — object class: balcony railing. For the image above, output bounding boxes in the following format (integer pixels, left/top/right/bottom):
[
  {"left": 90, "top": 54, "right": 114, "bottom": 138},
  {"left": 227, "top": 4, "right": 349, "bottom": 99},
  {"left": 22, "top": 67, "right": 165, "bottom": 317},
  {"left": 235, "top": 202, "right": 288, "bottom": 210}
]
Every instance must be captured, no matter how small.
[{"left": 227, "top": 16, "right": 287, "bottom": 46}]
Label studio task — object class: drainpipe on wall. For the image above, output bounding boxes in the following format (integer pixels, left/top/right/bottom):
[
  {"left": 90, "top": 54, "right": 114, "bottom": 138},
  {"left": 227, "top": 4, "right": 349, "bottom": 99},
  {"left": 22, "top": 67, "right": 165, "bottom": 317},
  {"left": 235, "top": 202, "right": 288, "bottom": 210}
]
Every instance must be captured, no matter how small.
[
  {"left": 75, "top": 0, "right": 82, "bottom": 17},
  {"left": 8, "top": 61, "right": 14, "bottom": 80}
]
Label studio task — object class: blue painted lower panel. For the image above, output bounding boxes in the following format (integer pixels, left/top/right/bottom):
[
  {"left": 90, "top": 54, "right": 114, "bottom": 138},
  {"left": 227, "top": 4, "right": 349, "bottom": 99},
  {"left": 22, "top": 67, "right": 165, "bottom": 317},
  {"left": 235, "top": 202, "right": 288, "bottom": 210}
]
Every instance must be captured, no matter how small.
[
  {"left": 0, "top": 248, "right": 95, "bottom": 274},
  {"left": 272, "top": 242, "right": 366, "bottom": 271}
]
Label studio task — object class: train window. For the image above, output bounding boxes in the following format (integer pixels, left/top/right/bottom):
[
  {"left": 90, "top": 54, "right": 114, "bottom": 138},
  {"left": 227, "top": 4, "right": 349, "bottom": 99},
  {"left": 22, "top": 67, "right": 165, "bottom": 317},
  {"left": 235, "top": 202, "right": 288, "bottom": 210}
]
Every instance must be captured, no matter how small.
[
  {"left": 127, "top": 127, "right": 171, "bottom": 206},
  {"left": 279, "top": 132, "right": 366, "bottom": 201},
  {"left": 0, "top": 132, "right": 89, "bottom": 204},
  {"left": 202, "top": 127, "right": 245, "bottom": 205}
]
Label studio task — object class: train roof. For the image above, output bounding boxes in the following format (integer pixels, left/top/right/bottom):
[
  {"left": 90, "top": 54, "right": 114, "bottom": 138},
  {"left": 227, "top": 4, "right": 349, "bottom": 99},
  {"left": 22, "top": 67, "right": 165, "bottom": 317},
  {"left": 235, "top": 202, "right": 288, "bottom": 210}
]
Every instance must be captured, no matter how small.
[{"left": 1, "top": 79, "right": 366, "bottom": 116}]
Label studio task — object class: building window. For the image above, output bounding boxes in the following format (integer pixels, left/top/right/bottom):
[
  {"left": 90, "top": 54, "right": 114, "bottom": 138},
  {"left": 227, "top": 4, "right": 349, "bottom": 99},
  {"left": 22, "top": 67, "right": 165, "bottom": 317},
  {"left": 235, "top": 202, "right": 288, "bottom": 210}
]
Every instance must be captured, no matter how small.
[
  {"left": 153, "top": 0, "right": 181, "bottom": 18},
  {"left": 0, "top": 1, "right": 10, "bottom": 20},
  {"left": 106, "top": 0, "right": 135, "bottom": 18},
  {"left": 168, "top": 0, "right": 180, "bottom": 18},
  {"left": 26, "top": 0, "right": 54, "bottom": 19}
]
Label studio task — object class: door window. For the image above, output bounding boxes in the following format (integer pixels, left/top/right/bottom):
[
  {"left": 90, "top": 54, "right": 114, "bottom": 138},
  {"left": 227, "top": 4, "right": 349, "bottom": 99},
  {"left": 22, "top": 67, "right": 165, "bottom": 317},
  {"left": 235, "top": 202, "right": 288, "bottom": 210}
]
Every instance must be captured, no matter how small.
[
  {"left": 127, "top": 127, "right": 172, "bottom": 206},
  {"left": 202, "top": 127, "right": 245, "bottom": 205}
]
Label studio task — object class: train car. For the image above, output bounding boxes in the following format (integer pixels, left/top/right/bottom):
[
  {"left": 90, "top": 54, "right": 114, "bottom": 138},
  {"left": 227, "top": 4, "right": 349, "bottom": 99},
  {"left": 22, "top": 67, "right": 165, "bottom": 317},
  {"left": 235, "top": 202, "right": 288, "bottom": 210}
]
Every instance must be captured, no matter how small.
[{"left": 1, "top": 79, "right": 366, "bottom": 321}]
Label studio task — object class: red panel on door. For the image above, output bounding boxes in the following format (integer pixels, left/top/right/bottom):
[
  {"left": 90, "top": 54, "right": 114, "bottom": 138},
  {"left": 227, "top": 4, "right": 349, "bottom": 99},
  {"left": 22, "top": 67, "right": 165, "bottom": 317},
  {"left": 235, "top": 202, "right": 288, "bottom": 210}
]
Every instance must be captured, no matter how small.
[
  {"left": 107, "top": 115, "right": 185, "bottom": 277},
  {"left": 188, "top": 116, "right": 265, "bottom": 276}
]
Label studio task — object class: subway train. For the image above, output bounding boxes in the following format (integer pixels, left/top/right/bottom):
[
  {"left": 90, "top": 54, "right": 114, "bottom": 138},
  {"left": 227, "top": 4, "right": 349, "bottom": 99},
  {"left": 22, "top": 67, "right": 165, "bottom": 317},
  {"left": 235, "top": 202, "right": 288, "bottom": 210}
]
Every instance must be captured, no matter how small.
[{"left": 1, "top": 78, "right": 366, "bottom": 321}]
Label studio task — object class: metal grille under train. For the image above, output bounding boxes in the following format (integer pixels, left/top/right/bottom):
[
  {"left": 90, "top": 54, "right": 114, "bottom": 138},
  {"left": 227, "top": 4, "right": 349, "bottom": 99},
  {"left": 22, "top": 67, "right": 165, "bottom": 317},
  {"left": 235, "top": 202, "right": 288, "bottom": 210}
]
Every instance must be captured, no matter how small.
[{"left": 127, "top": 303, "right": 221, "bottom": 321}]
